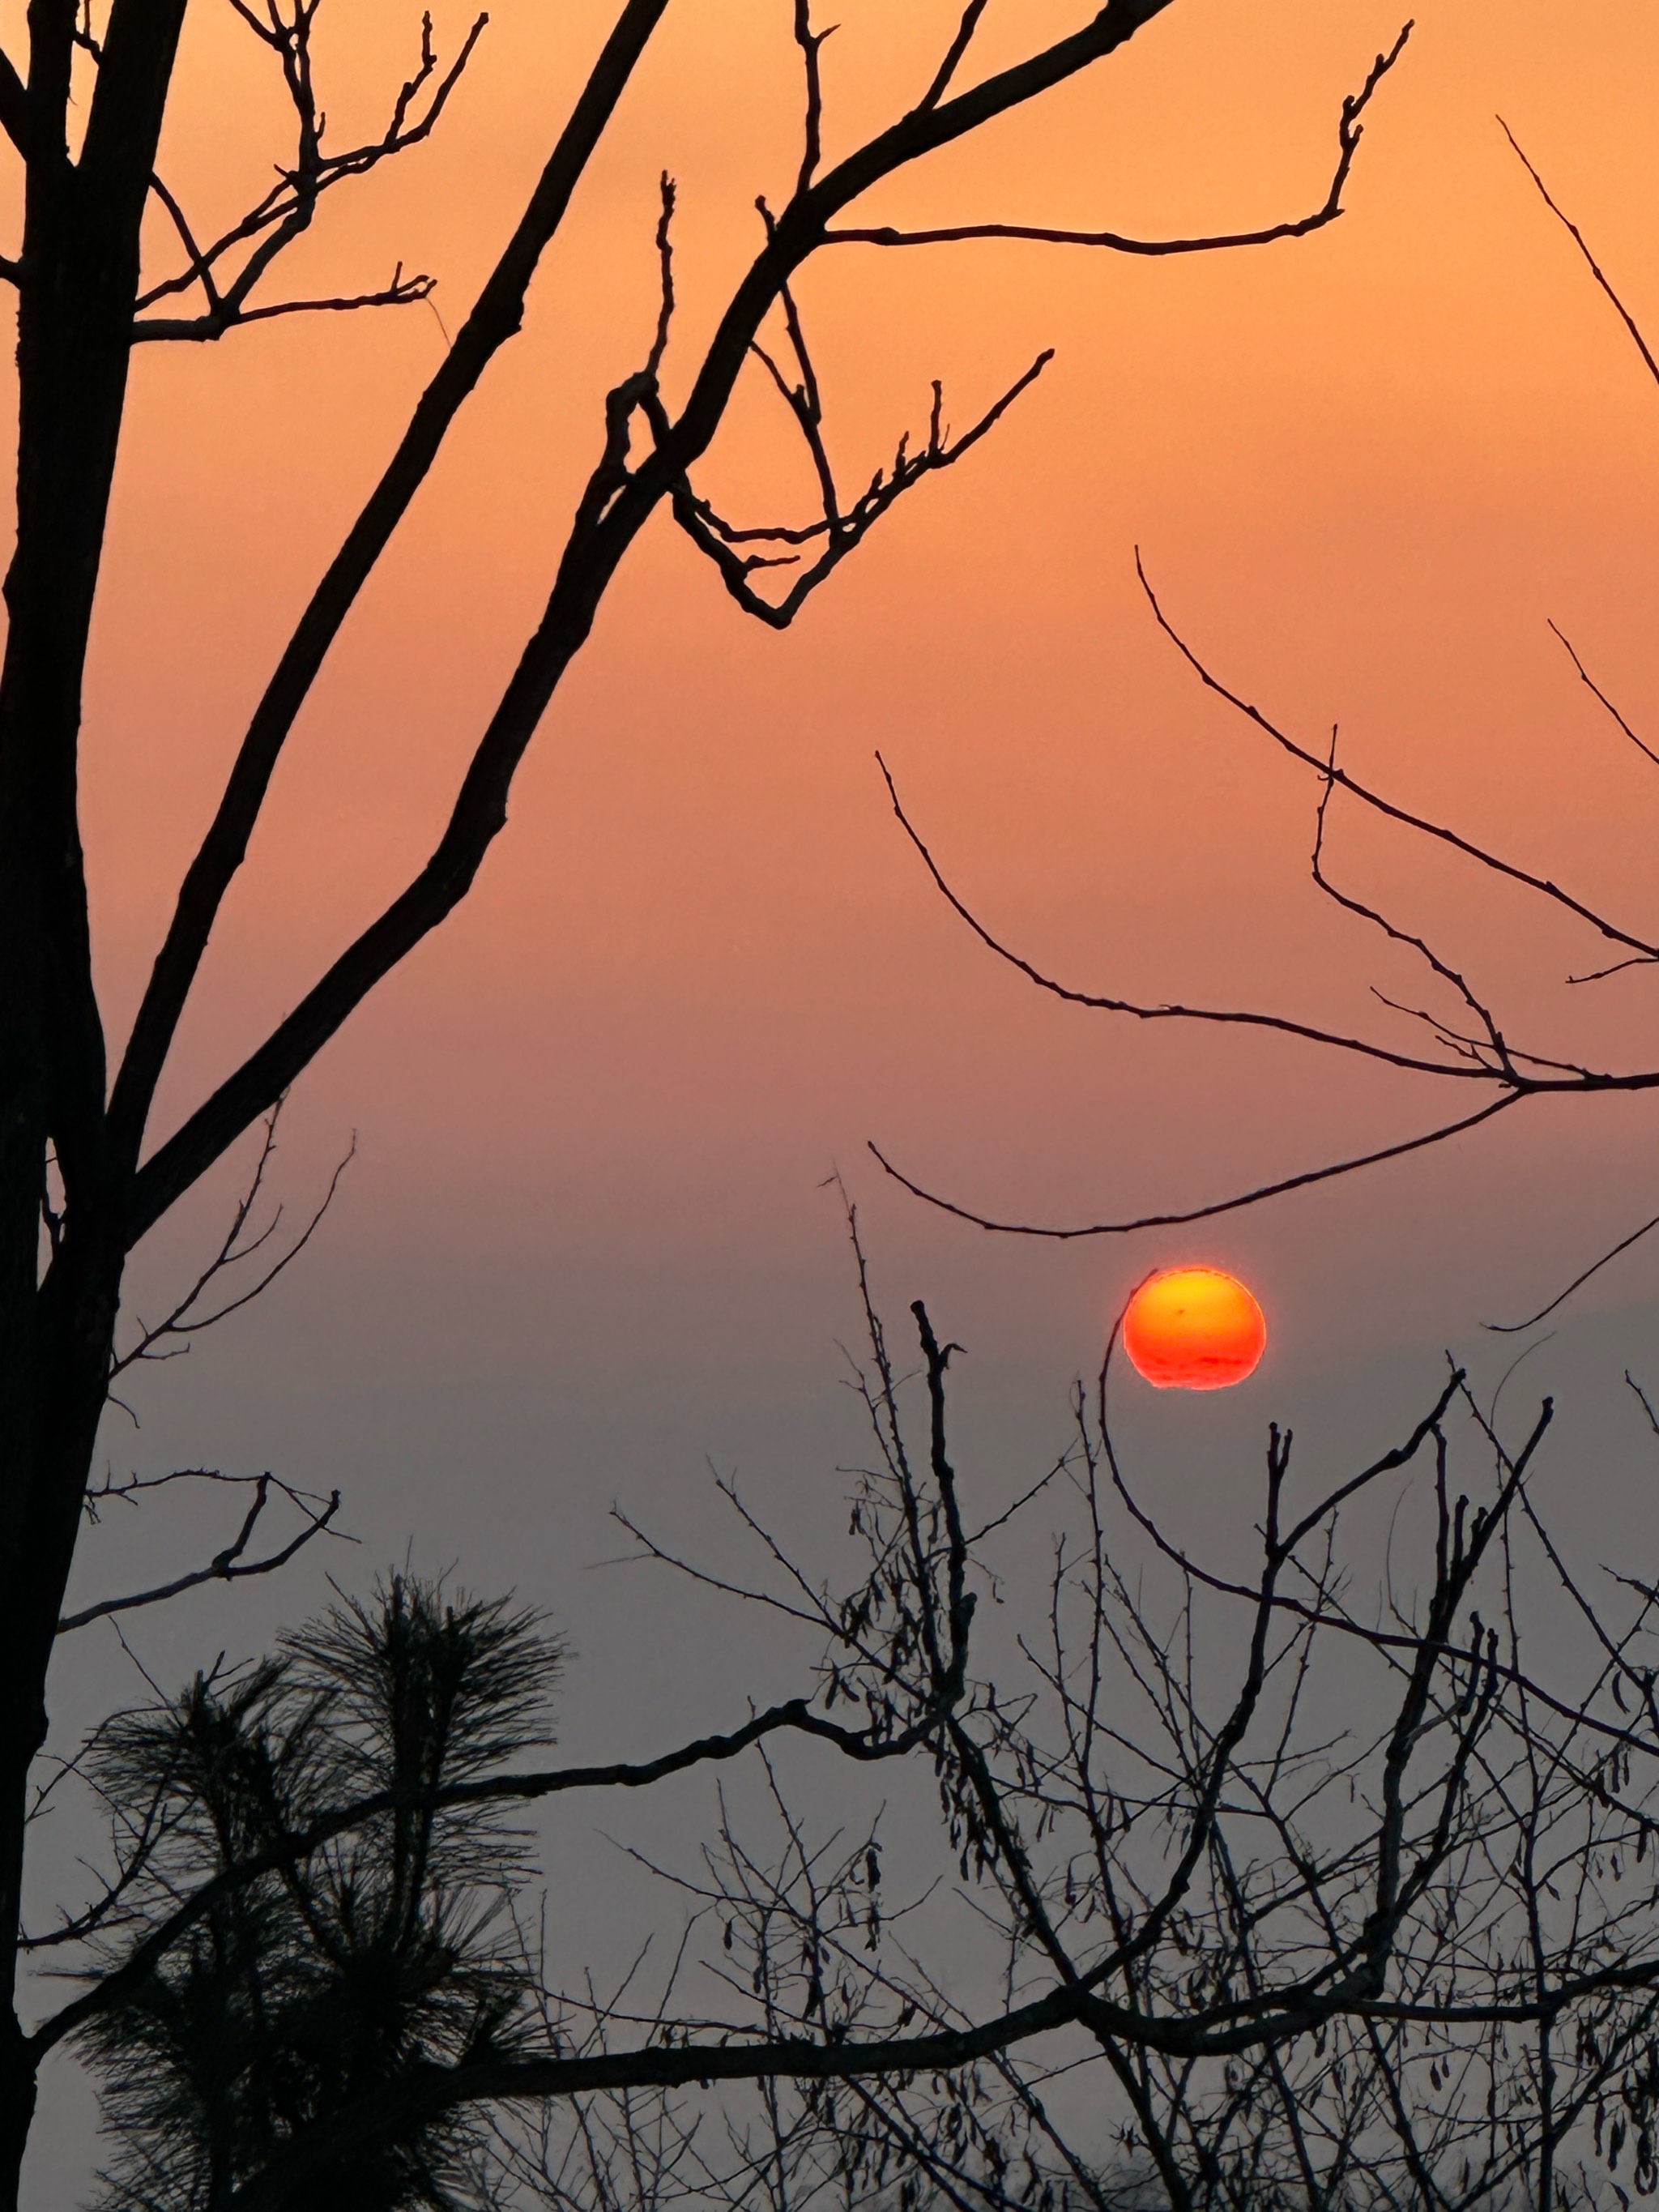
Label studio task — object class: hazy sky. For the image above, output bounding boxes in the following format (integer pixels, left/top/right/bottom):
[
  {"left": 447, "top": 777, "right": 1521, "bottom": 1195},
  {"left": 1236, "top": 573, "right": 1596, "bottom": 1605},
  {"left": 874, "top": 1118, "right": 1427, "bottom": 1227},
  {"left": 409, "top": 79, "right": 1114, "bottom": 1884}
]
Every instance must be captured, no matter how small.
[{"left": 27, "top": 0, "right": 1659, "bottom": 2191}]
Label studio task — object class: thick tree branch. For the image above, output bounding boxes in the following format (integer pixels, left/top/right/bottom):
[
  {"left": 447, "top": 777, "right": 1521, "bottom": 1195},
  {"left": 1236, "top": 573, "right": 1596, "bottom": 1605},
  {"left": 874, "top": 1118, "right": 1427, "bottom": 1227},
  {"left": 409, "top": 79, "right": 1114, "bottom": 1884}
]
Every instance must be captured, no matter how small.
[
  {"left": 215, "top": 1945, "right": 1659, "bottom": 2212},
  {"left": 0, "top": 45, "right": 31, "bottom": 159},
  {"left": 80, "top": 0, "right": 191, "bottom": 201},
  {"left": 118, "top": 0, "right": 1217, "bottom": 1228},
  {"left": 108, "top": 0, "right": 678, "bottom": 1172},
  {"left": 34, "top": 1684, "right": 973, "bottom": 2057}
]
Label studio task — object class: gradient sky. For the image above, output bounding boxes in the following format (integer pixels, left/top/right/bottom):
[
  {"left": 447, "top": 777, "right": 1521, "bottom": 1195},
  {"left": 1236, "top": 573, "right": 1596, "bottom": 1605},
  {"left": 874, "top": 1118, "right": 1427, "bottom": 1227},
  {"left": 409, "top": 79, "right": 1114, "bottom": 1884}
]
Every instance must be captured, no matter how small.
[{"left": 24, "top": 0, "right": 1659, "bottom": 2188}]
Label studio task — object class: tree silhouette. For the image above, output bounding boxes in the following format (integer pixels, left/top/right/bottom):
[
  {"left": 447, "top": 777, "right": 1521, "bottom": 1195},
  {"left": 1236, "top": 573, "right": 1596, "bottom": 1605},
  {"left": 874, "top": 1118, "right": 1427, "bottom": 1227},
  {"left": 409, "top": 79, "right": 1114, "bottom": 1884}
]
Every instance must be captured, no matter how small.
[
  {"left": 870, "top": 120, "right": 1659, "bottom": 1312},
  {"left": 0, "top": 0, "right": 1410, "bottom": 2195},
  {"left": 49, "top": 1247, "right": 1659, "bottom": 2210},
  {"left": 79, "top": 1576, "right": 558, "bottom": 2210}
]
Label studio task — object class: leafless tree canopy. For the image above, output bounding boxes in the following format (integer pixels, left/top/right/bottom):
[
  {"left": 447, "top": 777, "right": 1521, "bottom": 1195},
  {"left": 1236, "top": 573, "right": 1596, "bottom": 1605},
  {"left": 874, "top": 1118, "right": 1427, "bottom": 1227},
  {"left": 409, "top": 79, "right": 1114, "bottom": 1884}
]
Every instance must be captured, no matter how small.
[
  {"left": 35, "top": 1222, "right": 1659, "bottom": 2210},
  {"left": 868, "top": 124, "right": 1659, "bottom": 1306},
  {"left": 0, "top": 0, "right": 1516, "bottom": 2197}
]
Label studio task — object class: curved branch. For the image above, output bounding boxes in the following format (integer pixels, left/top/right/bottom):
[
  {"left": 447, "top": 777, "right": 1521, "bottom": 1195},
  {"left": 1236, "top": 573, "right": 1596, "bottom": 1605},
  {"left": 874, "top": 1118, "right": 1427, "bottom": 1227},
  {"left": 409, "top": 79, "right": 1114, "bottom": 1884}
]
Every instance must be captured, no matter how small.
[
  {"left": 1309, "top": 732, "right": 1515, "bottom": 1077},
  {"left": 214, "top": 1951, "right": 1659, "bottom": 2212},
  {"left": 877, "top": 753, "right": 1486, "bottom": 1083},
  {"left": 1139, "top": 553, "right": 1659, "bottom": 961},
  {"left": 675, "top": 352, "right": 1054, "bottom": 628},
  {"left": 868, "top": 1091, "right": 1526, "bottom": 1240},
  {"left": 873, "top": 532, "right": 1659, "bottom": 1251},
  {"left": 1486, "top": 1206, "right": 1659, "bottom": 1334}
]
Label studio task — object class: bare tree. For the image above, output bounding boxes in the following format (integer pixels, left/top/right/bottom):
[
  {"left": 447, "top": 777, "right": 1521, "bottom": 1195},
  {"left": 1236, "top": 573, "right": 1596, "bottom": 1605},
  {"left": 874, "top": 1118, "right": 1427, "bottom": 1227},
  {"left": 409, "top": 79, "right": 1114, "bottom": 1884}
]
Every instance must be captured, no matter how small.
[
  {"left": 0, "top": 0, "right": 1414, "bottom": 2193},
  {"left": 868, "top": 118, "right": 1659, "bottom": 1312},
  {"left": 48, "top": 1225, "right": 1659, "bottom": 2210}
]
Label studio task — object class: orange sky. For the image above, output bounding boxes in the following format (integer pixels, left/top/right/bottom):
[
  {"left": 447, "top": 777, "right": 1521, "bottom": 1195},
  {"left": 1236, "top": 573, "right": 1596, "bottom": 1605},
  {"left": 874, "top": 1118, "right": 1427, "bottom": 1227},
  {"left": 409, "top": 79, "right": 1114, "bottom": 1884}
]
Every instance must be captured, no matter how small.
[
  {"left": 22, "top": 4, "right": 1659, "bottom": 2185},
  {"left": 47, "top": 0, "right": 1659, "bottom": 1717}
]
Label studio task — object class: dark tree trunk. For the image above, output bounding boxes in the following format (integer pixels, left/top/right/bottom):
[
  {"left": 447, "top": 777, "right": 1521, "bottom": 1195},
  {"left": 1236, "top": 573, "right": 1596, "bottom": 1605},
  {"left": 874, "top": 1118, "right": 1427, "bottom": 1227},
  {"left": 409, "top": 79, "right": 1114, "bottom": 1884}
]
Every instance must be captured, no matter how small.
[
  {"left": 0, "top": 7, "right": 187, "bottom": 2199},
  {"left": 0, "top": 0, "right": 1365, "bottom": 2193}
]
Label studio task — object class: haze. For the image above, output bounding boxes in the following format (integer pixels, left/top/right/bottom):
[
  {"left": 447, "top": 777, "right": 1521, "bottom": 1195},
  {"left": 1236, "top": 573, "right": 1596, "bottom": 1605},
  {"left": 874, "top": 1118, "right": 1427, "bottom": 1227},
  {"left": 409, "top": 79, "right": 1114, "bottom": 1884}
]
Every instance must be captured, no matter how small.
[{"left": 28, "top": 1, "right": 1659, "bottom": 2184}]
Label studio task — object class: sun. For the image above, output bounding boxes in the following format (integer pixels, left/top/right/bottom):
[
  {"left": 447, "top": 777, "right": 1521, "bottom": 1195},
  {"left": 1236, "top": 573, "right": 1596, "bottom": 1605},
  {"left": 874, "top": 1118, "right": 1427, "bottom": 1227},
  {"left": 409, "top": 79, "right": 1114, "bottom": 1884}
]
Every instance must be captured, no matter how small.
[{"left": 1122, "top": 1267, "right": 1267, "bottom": 1390}]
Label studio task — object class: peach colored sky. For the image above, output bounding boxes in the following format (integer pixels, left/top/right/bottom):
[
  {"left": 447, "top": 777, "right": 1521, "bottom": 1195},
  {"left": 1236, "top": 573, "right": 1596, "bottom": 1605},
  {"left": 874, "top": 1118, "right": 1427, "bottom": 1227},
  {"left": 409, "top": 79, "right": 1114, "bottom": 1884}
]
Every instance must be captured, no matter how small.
[
  {"left": 23, "top": 6, "right": 1659, "bottom": 2187},
  {"left": 54, "top": 0, "right": 1659, "bottom": 1632}
]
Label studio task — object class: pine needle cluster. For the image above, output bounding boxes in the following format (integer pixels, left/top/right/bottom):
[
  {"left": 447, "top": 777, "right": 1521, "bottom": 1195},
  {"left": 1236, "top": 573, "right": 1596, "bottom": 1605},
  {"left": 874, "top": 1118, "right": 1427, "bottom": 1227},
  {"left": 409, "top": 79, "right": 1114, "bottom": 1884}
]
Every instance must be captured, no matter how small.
[{"left": 76, "top": 1573, "right": 564, "bottom": 2212}]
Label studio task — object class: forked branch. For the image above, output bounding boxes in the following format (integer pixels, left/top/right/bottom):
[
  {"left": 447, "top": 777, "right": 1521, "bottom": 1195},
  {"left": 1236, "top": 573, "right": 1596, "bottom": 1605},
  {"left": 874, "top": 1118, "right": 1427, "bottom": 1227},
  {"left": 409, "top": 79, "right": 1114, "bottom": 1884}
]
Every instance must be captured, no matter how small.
[
  {"left": 827, "top": 23, "right": 1412, "bottom": 256},
  {"left": 673, "top": 350, "right": 1053, "bottom": 630},
  {"left": 1138, "top": 554, "right": 1659, "bottom": 965},
  {"left": 109, "top": 1101, "right": 353, "bottom": 1379},
  {"left": 58, "top": 1472, "right": 348, "bottom": 1634},
  {"left": 114, "top": 0, "right": 1409, "bottom": 1256},
  {"left": 132, "top": 0, "right": 487, "bottom": 342},
  {"left": 875, "top": 132, "right": 1659, "bottom": 1263},
  {"left": 868, "top": 544, "right": 1659, "bottom": 1240}
]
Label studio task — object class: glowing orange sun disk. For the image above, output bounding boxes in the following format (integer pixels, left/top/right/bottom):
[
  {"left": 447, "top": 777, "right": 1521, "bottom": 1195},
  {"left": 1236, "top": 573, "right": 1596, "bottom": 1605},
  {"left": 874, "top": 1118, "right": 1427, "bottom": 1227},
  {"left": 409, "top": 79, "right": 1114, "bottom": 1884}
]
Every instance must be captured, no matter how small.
[{"left": 1123, "top": 1268, "right": 1267, "bottom": 1391}]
